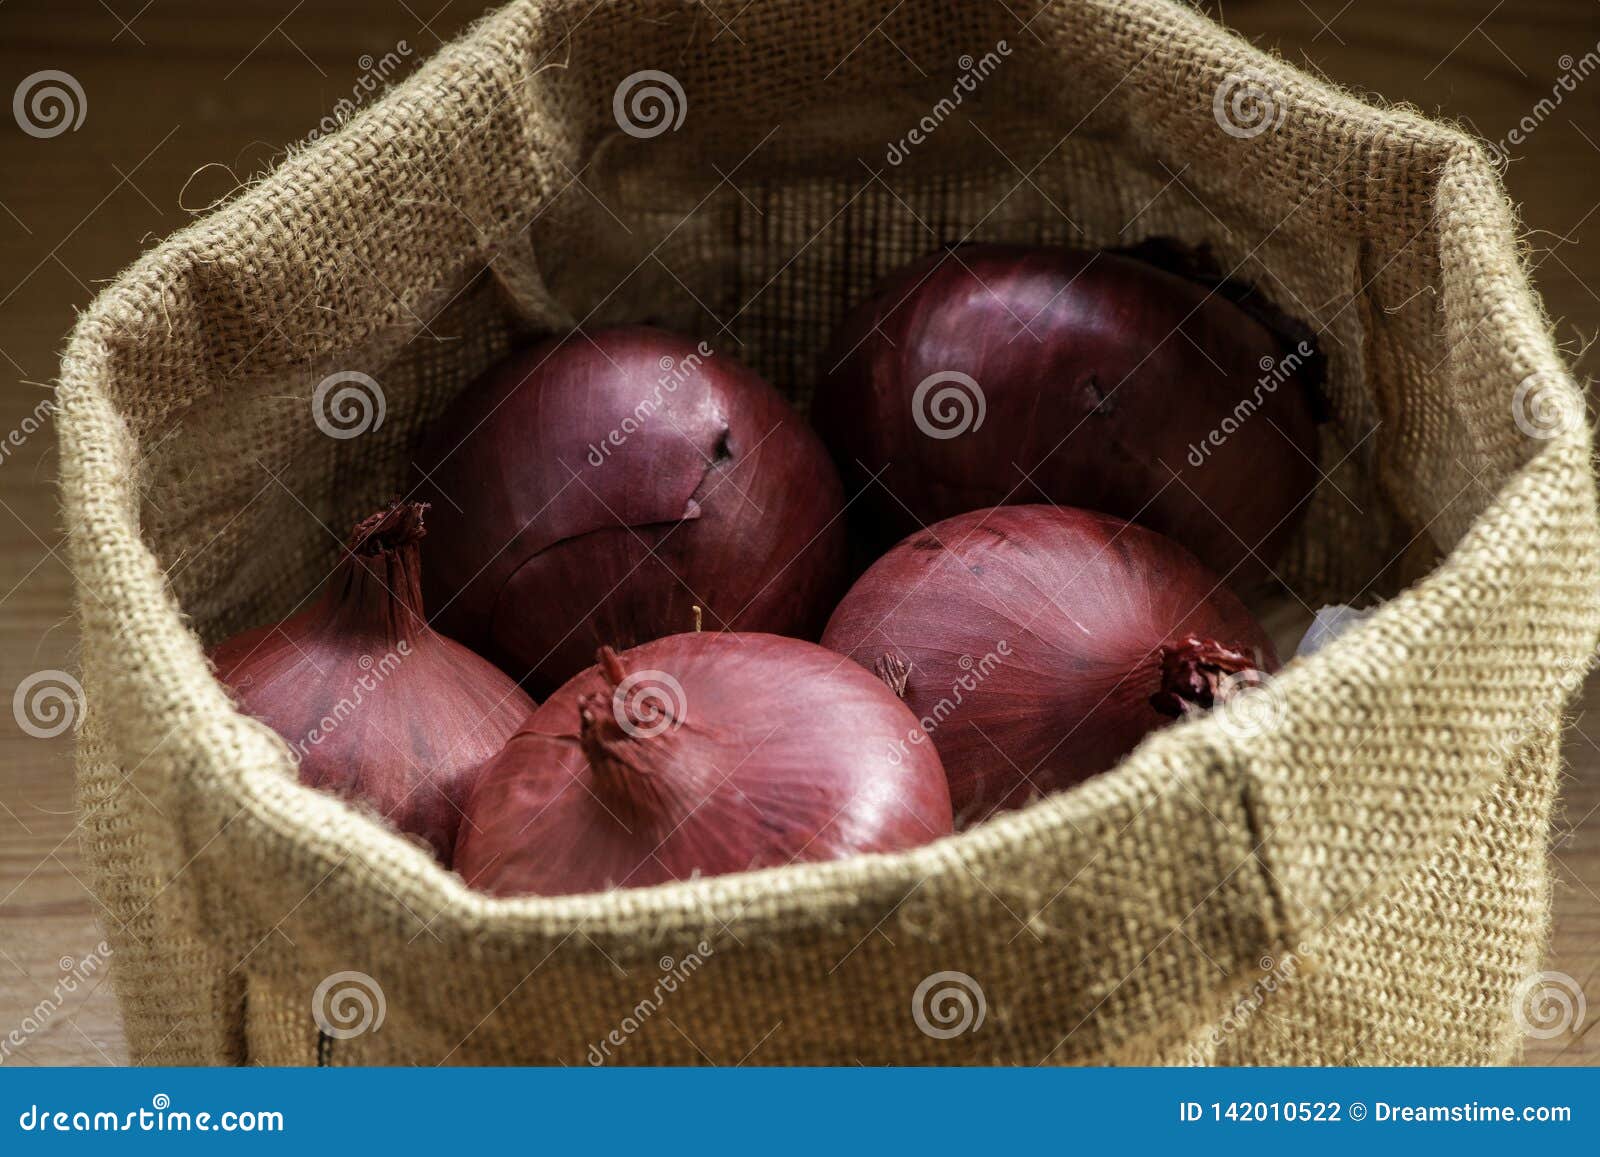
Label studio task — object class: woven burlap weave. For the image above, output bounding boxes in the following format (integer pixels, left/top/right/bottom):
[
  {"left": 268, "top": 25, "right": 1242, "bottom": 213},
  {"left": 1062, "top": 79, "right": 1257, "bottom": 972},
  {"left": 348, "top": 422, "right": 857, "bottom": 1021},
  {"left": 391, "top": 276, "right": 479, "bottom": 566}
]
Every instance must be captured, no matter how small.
[{"left": 58, "top": 0, "right": 1600, "bottom": 1065}]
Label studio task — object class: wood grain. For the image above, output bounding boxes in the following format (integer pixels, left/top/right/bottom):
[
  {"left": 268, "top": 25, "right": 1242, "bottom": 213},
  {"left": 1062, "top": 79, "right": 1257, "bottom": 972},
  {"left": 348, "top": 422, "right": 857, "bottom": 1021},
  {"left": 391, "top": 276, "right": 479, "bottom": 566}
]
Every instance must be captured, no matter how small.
[{"left": 0, "top": 0, "right": 1594, "bottom": 1065}]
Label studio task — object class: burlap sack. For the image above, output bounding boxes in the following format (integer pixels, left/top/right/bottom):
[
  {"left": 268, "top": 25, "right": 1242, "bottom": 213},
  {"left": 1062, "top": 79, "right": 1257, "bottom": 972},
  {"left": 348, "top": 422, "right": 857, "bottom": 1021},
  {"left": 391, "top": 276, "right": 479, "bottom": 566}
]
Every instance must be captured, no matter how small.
[{"left": 58, "top": 0, "right": 1600, "bottom": 1066}]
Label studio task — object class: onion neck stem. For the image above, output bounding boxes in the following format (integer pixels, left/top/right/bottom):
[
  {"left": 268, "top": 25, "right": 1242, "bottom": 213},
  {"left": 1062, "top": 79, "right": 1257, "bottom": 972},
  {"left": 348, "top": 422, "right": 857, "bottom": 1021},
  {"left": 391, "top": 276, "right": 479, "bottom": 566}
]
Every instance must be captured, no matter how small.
[
  {"left": 582, "top": 647, "right": 687, "bottom": 831},
  {"left": 578, "top": 694, "right": 673, "bottom": 833},
  {"left": 333, "top": 502, "right": 430, "bottom": 645},
  {"left": 597, "top": 645, "right": 629, "bottom": 687},
  {"left": 1150, "top": 636, "right": 1264, "bottom": 718}
]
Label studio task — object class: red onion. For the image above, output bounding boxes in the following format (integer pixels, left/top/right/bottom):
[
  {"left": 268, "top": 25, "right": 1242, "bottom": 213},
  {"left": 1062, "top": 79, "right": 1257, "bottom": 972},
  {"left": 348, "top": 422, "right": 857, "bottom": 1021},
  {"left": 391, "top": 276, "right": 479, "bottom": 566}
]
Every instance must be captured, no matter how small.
[
  {"left": 820, "top": 505, "right": 1277, "bottom": 823},
  {"left": 414, "top": 327, "right": 848, "bottom": 696},
  {"left": 453, "top": 632, "right": 953, "bottom": 896},
  {"left": 210, "top": 503, "right": 534, "bottom": 862},
  {"left": 812, "top": 242, "right": 1323, "bottom": 584}
]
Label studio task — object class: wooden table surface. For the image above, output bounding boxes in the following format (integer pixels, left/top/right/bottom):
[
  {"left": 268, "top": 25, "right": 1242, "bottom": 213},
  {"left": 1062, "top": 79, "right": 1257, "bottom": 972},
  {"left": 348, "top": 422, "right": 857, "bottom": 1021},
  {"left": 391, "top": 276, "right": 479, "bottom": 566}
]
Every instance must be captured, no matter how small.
[{"left": 0, "top": 0, "right": 1595, "bottom": 1065}]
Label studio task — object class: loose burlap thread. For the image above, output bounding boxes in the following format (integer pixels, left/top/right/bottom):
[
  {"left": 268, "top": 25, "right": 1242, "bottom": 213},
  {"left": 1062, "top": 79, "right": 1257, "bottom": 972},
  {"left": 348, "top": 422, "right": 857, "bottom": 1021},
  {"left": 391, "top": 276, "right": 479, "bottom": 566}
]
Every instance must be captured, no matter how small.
[{"left": 58, "top": 0, "right": 1600, "bottom": 1065}]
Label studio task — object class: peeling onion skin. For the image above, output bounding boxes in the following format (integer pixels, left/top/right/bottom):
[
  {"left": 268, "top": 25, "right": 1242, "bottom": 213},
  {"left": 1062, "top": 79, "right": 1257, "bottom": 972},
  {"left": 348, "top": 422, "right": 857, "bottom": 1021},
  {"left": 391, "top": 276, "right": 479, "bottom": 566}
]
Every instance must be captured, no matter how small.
[
  {"left": 812, "top": 243, "right": 1322, "bottom": 586},
  {"left": 210, "top": 503, "right": 535, "bottom": 863},
  {"left": 820, "top": 505, "right": 1277, "bottom": 825},
  {"left": 415, "top": 327, "right": 848, "bottom": 696},
  {"left": 453, "top": 633, "right": 953, "bottom": 897}
]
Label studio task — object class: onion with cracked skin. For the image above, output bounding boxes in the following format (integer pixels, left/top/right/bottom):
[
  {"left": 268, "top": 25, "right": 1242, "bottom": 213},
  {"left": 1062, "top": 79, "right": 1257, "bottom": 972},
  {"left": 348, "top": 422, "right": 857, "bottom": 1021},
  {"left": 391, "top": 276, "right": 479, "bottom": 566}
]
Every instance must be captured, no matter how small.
[{"left": 414, "top": 327, "right": 848, "bottom": 696}]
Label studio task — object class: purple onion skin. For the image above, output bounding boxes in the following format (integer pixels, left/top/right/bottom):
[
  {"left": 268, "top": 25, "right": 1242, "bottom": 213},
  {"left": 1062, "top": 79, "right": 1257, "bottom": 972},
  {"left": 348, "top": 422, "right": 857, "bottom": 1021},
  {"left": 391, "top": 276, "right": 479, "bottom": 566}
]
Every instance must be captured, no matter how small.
[
  {"left": 454, "top": 632, "right": 953, "bottom": 897},
  {"left": 414, "top": 327, "right": 848, "bottom": 697},
  {"left": 820, "top": 505, "right": 1278, "bottom": 825},
  {"left": 812, "top": 244, "right": 1321, "bottom": 586},
  {"left": 210, "top": 504, "right": 535, "bottom": 863}
]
